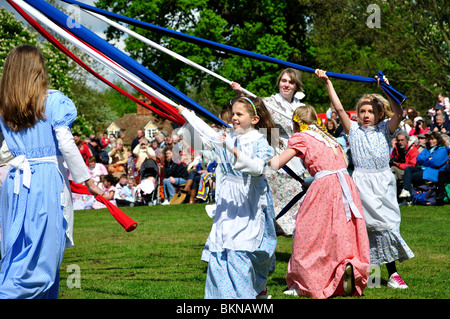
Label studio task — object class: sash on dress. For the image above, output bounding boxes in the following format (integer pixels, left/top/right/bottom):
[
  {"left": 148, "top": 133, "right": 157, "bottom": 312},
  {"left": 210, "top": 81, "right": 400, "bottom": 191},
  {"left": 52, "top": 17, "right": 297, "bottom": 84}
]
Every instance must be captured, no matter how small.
[
  {"left": 314, "top": 168, "right": 363, "bottom": 221},
  {"left": 9, "top": 155, "right": 60, "bottom": 194}
]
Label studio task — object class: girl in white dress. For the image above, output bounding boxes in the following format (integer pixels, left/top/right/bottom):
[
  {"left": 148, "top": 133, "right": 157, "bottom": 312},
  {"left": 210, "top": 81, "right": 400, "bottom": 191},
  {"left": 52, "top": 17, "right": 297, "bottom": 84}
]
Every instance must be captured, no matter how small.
[
  {"left": 230, "top": 69, "right": 306, "bottom": 236},
  {"left": 177, "top": 97, "right": 278, "bottom": 299},
  {"left": 315, "top": 69, "right": 414, "bottom": 289}
]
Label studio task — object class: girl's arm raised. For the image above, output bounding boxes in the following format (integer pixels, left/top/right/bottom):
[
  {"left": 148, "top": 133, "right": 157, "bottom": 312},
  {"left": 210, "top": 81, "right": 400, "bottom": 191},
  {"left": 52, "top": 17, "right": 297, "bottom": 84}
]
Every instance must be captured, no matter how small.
[
  {"left": 376, "top": 76, "right": 403, "bottom": 134},
  {"left": 315, "top": 69, "right": 351, "bottom": 134}
]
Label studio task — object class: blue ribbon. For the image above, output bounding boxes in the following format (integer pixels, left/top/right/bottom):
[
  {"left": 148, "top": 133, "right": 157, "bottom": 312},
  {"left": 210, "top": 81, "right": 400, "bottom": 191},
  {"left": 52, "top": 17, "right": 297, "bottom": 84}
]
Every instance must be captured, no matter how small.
[
  {"left": 60, "top": 0, "right": 407, "bottom": 105},
  {"left": 24, "top": 0, "right": 227, "bottom": 127}
]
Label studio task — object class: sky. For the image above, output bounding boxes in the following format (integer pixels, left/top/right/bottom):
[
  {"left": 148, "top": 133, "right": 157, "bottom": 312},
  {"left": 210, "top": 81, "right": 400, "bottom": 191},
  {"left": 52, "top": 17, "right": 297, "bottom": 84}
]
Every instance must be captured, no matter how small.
[{"left": 0, "top": 0, "right": 128, "bottom": 89}]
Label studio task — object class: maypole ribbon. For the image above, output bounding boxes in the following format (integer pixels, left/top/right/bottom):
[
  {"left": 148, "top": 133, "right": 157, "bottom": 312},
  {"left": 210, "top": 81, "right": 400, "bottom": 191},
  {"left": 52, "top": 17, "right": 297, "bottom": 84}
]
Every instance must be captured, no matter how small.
[
  {"left": 24, "top": 0, "right": 228, "bottom": 127},
  {"left": 60, "top": 0, "right": 407, "bottom": 105},
  {"left": 9, "top": 0, "right": 185, "bottom": 125},
  {"left": 70, "top": 181, "right": 137, "bottom": 232}
]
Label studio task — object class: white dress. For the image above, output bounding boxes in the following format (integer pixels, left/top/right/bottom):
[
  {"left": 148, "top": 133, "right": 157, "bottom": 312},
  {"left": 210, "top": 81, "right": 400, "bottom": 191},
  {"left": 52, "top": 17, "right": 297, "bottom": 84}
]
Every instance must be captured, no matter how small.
[
  {"left": 348, "top": 120, "right": 414, "bottom": 264},
  {"left": 179, "top": 109, "right": 277, "bottom": 299}
]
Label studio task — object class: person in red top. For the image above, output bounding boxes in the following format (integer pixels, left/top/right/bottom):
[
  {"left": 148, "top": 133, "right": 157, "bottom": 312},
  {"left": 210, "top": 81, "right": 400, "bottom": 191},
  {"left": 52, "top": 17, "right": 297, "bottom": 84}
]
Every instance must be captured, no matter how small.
[
  {"left": 390, "top": 131, "right": 419, "bottom": 183},
  {"left": 76, "top": 139, "right": 93, "bottom": 166}
]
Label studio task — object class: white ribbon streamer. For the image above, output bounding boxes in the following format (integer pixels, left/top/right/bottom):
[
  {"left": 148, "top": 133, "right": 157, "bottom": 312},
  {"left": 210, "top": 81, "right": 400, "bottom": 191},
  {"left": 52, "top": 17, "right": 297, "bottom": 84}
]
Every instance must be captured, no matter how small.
[
  {"left": 314, "top": 168, "right": 363, "bottom": 221},
  {"left": 13, "top": 0, "right": 177, "bottom": 108}
]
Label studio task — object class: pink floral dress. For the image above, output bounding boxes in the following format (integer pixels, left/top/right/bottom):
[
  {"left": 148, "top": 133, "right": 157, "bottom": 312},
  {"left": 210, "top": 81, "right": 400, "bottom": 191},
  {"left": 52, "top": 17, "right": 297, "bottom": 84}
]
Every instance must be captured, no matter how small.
[{"left": 285, "top": 132, "right": 370, "bottom": 298}]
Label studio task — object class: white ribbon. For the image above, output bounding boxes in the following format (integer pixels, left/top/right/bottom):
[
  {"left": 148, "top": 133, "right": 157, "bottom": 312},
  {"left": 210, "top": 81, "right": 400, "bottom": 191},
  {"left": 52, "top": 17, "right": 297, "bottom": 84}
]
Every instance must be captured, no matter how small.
[
  {"left": 9, "top": 155, "right": 31, "bottom": 194},
  {"left": 314, "top": 168, "right": 363, "bottom": 221},
  {"left": 9, "top": 155, "right": 60, "bottom": 195}
]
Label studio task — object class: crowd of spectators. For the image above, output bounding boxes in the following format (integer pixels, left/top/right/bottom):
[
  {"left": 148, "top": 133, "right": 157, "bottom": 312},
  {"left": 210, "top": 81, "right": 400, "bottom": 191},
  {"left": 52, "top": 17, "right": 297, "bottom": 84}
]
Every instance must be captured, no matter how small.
[
  {"left": 72, "top": 128, "right": 217, "bottom": 210},
  {"left": 324, "top": 94, "right": 450, "bottom": 206}
]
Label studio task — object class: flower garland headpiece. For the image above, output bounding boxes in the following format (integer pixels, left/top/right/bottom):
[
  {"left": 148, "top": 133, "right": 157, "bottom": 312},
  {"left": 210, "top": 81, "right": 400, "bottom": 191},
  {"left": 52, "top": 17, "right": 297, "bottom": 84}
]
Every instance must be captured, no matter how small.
[
  {"left": 292, "top": 114, "right": 327, "bottom": 132},
  {"left": 292, "top": 114, "right": 344, "bottom": 152}
]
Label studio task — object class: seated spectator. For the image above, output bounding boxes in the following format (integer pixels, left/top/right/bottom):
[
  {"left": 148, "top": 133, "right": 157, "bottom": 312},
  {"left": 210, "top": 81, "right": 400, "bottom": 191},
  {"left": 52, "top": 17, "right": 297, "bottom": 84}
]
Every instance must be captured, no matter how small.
[
  {"left": 116, "top": 132, "right": 125, "bottom": 147},
  {"left": 436, "top": 93, "right": 450, "bottom": 116},
  {"left": 116, "top": 175, "right": 136, "bottom": 207},
  {"left": 163, "top": 134, "right": 174, "bottom": 149},
  {"left": 416, "top": 134, "right": 427, "bottom": 153},
  {"left": 76, "top": 138, "right": 93, "bottom": 165},
  {"left": 109, "top": 143, "right": 129, "bottom": 172},
  {"left": 114, "top": 174, "right": 128, "bottom": 205},
  {"left": 131, "top": 129, "right": 147, "bottom": 154},
  {"left": 150, "top": 139, "right": 163, "bottom": 159},
  {"left": 325, "top": 103, "right": 339, "bottom": 123},
  {"left": 161, "top": 147, "right": 188, "bottom": 205},
  {"left": 431, "top": 114, "right": 450, "bottom": 134},
  {"left": 93, "top": 174, "right": 117, "bottom": 209},
  {"left": 399, "top": 132, "right": 448, "bottom": 202},
  {"left": 181, "top": 152, "right": 208, "bottom": 204},
  {"left": 172, "top": 133, "right": 183, "bottom": 150},
  {"left": 100, "top": 132, "right": 109, "bottom": 149},
  {"left": 88, "top": 137, "right": 109, "bottom": 164},
  {"left": 155, "top": 132, "right": 166, "bottom": 149},
  {"left": 133, "top": 140, "right": 156, "bottom": 171},
  {"left": 73, "top": 194, "right": 95, "bottom": 210},
  {"left": 409, "top": 117, "right": 429, "bottom": 137},
  {"left": 390, "top": 131, "right": 419, "bottom": 182},
  {"left": 406, "top": 107, "right": 420, "bottom": 122},
  {"left": 436, "top": 163, "right": 450, "bottom": 205},
  {"left": 87, "top": 156, "right": 108, "bottom": 184},
  {"left": 326, "top": 119, "right": 343, "bottom": 138}
]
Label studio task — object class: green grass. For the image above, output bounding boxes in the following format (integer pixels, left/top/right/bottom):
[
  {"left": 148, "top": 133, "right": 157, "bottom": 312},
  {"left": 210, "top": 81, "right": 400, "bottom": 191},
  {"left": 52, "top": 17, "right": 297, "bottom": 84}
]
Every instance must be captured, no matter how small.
[{"left": 59, "top": 203, "right": 449, "bottom": 299}]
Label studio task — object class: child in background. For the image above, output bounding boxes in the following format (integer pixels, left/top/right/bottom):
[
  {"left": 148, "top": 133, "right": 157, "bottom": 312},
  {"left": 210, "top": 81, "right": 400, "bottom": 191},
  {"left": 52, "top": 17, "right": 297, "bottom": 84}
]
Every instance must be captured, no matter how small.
[
  {"left": 93, "top": 174, "right": 117, "bottom": 209},
  {"left": 114, "top": 173, "right": 129, "bottom": 206},
  {"left": 0, "top": 45, "right": 103, "bottom": 298},
  {"left": 122, "top": 178, "right": 137, "bottom": 207},
  {"left": 315, "top": 69, "right": 414, "bottom": 289},
  {"left": 177, "top": 96, "right": 277, "bottom": 299},
  {"left": 269, "top": 105, "right": 370, "bottom": 298}
]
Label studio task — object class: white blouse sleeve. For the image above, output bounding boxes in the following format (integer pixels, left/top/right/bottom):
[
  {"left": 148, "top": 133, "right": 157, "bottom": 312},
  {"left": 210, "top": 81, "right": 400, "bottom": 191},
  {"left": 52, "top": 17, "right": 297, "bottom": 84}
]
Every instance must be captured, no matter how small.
[{"left": 55, "top": 126, "right": 91, "bottom": 184}]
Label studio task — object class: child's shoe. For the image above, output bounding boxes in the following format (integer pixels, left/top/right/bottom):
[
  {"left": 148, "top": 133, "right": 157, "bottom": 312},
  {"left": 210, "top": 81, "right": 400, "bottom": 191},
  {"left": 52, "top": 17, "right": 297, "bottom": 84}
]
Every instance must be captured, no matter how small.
[
  {"left": 387, "top": 272, "right": 408, "bottom": 289},
  {"left": 256, "top": 287, "right": 271, "bottom": 299},
  {"left": 283, "top": 287, "right": 299, "bottom": 296},
  {"left": 343, "top": 264, "right": 355, "bottom": 296},
  {"left": 398, "top": 189, "right": 411, "bottom": 198}
]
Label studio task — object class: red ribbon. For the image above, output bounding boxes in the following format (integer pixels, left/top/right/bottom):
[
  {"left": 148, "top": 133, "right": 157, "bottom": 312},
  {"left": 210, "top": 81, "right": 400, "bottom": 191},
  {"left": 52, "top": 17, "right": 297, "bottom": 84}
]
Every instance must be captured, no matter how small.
[{"left": 70, "top": 181, "right": 137, "bottom": 232}]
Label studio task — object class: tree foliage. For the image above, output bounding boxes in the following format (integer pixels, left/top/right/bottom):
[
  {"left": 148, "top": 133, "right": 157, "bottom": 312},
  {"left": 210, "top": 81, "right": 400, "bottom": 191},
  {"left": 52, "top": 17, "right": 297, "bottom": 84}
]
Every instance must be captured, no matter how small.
[{"left": 95, "top": 0, "right": 315, "bottom": 113}]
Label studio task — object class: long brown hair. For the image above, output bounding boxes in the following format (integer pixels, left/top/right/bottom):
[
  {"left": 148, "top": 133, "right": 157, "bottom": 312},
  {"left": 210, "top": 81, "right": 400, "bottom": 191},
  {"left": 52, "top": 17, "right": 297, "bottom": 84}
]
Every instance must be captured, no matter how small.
[
  {"left": 0, "top": 45, "right": 48, "bottom": 131},
  {"left": 277, "top": 68, "right": 303, "bottom": 93}
]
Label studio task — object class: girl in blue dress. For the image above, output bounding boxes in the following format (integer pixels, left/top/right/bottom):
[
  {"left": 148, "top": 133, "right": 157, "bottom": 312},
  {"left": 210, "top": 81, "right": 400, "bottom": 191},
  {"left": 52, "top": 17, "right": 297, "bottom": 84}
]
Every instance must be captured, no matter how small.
[
  {"left": 177, "top": 97, "right": 278, "bottom": 299},
  {"left": 0, "top": 45, "right": 103, "bottom": 298}
]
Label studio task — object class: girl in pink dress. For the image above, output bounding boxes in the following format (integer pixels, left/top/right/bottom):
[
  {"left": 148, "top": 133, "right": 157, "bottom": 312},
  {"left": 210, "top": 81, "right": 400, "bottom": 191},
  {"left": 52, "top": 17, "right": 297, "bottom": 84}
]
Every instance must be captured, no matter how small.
[{"left": 270, "top": 103, "right": 370, "bottom": 298}]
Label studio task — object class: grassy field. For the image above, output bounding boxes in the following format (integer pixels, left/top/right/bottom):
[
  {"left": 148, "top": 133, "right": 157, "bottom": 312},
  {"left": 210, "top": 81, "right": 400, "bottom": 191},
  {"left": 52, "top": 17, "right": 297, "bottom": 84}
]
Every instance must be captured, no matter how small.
[{"left": 59, "top": 203, "right": 449, "bottom": 300}]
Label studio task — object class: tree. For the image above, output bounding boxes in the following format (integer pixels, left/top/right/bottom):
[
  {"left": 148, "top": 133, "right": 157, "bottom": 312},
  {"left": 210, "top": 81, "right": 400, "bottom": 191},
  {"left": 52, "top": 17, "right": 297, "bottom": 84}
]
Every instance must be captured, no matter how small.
[
  {"left": 308, "top": 0, "right": 449, "bottom": 115},
  {"left": 95, "top": 0, "right": 315, "bottom": 114}
]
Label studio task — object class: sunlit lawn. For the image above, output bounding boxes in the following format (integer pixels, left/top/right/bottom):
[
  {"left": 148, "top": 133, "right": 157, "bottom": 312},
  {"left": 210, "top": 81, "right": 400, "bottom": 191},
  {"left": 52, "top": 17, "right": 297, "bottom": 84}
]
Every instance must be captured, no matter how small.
[{"left": 59, "top": 203, "right": 449, "bottom": 300}]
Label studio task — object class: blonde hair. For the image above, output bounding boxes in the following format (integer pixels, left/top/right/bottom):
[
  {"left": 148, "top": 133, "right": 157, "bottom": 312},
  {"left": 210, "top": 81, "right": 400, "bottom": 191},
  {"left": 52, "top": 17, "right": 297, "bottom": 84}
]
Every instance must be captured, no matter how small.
[
  {"left": 292, "top": 105, "right": 347, "bottom": 164},
  {"left": 355, "top": 94, "right": 392, "bottom": 125},
  {"left": 0, "top": 45, "right": 48, "bottom": 131},
  {"left": 277, "top": 68, "right": 303, "bottom": 93}
]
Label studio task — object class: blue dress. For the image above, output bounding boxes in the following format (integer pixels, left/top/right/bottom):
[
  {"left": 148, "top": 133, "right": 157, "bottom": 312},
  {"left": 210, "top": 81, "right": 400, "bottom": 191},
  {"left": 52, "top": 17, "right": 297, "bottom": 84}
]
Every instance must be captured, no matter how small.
[
  {"left": 203, "top": 130, "right": 277, "bottom": 299},
  {"left": 0, "top": 91, "right": 77, "bottom": 298}
]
